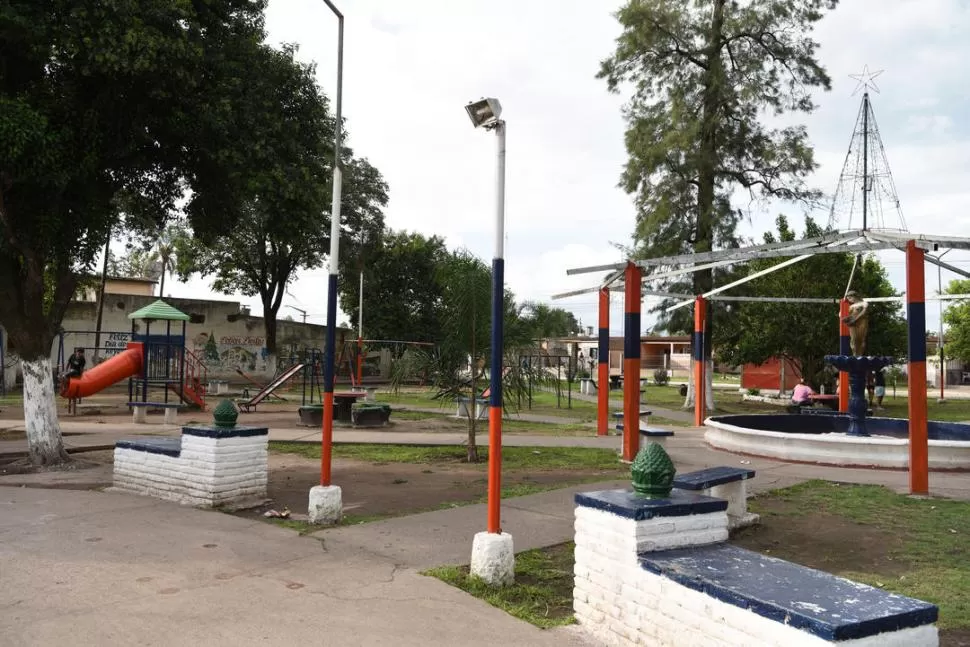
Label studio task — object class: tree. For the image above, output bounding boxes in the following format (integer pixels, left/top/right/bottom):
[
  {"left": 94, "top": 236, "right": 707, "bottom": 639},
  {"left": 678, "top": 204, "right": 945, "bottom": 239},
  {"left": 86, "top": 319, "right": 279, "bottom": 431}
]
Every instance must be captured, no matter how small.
[
  {"left": 175, "top": 46, "right": 388, "bottom": 357},
  {"left": 520, "top": 302, "right": 582, "bottom": 339},
  {"left": 599, "top": 0, "right": 838, "bottom": 406},
  {"left": 0, "top": 1, "right": 314, "bottom": 465},
  {"left": 943, "top": 280, "right": 970, "bottom": 364},
  {"left": 338, "top": 230, "right": 449, "bottom": 344},
  {"left": 391, "top": 249, "right": 534, "bottom": 462},
  {"left": 715, "top": 216, "right": 906, "bottom": 388}
]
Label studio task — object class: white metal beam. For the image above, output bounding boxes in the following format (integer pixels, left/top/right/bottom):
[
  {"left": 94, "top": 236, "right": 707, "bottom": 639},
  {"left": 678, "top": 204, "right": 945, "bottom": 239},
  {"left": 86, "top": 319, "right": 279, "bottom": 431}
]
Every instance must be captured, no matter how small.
[{"left": 666, "top": 254, "right": 814, "bottom": 312}]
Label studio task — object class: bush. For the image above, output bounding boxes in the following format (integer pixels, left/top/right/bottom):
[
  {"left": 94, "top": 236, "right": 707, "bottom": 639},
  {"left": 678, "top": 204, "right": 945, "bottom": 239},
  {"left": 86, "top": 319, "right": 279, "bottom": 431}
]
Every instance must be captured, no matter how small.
[
  {"left": 747, "top": 388, "right": 761, "bottom": 396},
  {"left": 653, "top": 368, "right": 670, "bottom": 386}
]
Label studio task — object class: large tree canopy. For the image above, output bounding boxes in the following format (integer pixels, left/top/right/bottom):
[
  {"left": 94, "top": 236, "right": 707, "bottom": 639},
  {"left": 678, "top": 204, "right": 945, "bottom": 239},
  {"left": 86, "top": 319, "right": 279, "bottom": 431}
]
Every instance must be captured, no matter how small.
[
  {"left": 0, "top": 0, "right": 330, "bottom": 464},
  {"left": 338, "top": 230, "right": 449, "bottom": 344},
  {"left": 599, "top": 0, "right": 837, "bottom": 326},
  {"left": 714, "top": 216, "right": 906, "bottom": 387}
]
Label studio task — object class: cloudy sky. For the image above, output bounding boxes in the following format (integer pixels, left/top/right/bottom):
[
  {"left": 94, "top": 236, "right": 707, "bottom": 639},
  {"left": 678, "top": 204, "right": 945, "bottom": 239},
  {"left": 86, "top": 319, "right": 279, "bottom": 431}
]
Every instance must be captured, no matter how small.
[{"left": 165, "top": 0, "right": 970, "bottom": 336}]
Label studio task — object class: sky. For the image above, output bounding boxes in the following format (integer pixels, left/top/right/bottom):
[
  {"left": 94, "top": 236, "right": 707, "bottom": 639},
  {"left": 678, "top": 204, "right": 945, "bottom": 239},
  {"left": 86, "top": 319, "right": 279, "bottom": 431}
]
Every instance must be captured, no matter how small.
[{"left": 160, "top": 0, "right": 970, "bottom": 338}]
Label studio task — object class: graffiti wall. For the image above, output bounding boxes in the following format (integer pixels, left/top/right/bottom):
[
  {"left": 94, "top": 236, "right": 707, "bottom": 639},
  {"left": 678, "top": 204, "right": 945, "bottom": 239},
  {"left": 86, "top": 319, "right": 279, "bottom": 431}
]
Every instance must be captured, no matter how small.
[{"left": 192, "top": 332, "right": 269, "bottom": 374}]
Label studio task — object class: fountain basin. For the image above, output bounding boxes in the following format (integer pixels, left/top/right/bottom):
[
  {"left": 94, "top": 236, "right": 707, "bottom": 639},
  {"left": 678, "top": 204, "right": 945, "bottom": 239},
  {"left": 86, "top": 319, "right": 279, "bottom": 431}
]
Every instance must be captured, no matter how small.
[{"left": 705, "top": 414, "right": 970, "bottom": 471}]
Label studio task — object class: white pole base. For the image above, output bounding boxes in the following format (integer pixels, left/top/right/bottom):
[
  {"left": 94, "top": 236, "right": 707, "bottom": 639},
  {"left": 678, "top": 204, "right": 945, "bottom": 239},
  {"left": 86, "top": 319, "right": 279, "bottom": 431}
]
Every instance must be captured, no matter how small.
[
  {"left": 308, "top": 485, "right": 343, "bottom": 525},
  {"left": 470, "top": 531, "right": 515, "bottom": 587}
]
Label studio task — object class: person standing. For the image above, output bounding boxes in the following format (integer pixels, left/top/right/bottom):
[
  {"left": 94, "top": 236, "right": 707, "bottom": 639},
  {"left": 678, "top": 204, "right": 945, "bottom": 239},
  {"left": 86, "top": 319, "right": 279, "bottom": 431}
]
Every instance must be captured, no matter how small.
[{"left": 873, "top": 368, "right": 886, "bottom": 410}]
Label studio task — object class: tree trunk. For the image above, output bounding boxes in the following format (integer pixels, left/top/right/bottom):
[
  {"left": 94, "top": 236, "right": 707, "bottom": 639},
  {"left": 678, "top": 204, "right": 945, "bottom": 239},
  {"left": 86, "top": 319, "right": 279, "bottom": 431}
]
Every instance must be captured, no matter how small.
[
  {"left": 682, "top": 360, "right": 716, "bottom": 412},
  {"left": 159, "top": 258, "right": 167, "bottom": 298},
  {"left": 262, "top": 301, "right": 279, "bottom": 356},
  {"left": 22, "top": 357, "right": 68, "bottom": 466},
  {"left": 467, "top": 306, "right": 479, "bottom": 463}
]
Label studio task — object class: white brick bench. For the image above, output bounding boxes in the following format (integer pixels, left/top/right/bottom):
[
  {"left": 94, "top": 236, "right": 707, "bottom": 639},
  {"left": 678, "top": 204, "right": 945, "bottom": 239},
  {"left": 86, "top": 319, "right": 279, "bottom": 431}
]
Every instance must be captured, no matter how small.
[
  {"left": 112, "top": 424, "right": 268, "bottom": 508},
  {"left": 673, "top": 466, "right": 758, "bottom": 530},
  {"left": 573, "top": 488, "right": 939, "bottom": 647}
]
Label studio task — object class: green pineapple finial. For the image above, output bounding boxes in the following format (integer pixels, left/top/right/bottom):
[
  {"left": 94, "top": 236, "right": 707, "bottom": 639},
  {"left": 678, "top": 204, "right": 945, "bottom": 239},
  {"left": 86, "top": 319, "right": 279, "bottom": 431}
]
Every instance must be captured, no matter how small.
[
  {"left": 212, "top": 399, "right": 239, "bottom": 428},
  {"left": 631, "top": 443, "right": 676, "bottom": 498}
]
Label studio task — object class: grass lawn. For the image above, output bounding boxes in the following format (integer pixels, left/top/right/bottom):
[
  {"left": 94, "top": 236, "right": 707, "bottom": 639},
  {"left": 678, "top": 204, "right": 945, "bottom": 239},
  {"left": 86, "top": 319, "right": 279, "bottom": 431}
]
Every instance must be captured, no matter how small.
[
  {"left": 377, "top": 388, "right": 597, "bottom": 419},
  {"left": 425, "top": 543, "right": 576, "bottom": 629},
  {"left": 269, "top": 441, "right": 625, "bottom": 471},
  {"left": 735, "top": 480, "right": 970, "bottom": 638}
]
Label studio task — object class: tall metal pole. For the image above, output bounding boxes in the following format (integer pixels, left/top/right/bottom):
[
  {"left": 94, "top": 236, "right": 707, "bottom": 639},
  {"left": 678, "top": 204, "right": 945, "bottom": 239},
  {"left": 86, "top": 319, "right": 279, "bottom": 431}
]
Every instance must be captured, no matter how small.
[
  {"left": 938, "top": 250, "right": 949, "bottom": 402},
  {"left": 357, "top": 270, "right": 364, "bottom": 386},
  {"left": 862, "top": 93, "right": 869, "bottom": 231},
  {"left": 487, "top": 120, "right": 506, "bottom": 535},
  {"left": 320, "top": 0, "right": 344, "bottom": 487},
  {"left": 93, "top": 234, "right": 112, "bottom": 363}
]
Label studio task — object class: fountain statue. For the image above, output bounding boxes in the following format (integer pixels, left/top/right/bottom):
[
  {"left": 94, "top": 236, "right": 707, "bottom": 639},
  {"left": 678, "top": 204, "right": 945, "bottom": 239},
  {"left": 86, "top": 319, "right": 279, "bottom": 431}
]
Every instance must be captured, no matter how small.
[{"left": 824, "top": 292, "right": 894, "bottom": 436}]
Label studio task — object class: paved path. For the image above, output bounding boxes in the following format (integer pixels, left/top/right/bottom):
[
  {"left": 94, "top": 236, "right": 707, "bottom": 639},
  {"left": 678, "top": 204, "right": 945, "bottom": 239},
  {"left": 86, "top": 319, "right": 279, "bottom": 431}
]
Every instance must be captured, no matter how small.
[{"left": 0, "top": 487, "right": 592, "bottom": 647}]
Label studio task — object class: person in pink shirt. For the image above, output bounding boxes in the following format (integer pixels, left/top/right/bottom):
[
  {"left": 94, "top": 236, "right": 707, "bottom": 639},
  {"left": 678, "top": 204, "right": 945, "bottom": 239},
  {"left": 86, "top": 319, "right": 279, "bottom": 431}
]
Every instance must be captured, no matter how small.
[{"left": 791, "top": 378, "right": 815, "bottom": 406}]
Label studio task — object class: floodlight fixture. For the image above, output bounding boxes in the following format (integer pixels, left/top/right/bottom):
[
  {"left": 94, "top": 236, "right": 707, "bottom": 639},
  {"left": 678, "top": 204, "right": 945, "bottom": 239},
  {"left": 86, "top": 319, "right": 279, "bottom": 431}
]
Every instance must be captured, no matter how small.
[{"left": 465, "top": 98, "right": 503, "bottom": 129}]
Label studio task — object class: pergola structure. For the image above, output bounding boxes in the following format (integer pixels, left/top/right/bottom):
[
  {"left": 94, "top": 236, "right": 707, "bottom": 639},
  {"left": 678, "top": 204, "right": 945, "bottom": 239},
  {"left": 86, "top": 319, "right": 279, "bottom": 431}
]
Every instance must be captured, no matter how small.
[{"left": 557, "top": 228, "right": 970, "bottom": 495}]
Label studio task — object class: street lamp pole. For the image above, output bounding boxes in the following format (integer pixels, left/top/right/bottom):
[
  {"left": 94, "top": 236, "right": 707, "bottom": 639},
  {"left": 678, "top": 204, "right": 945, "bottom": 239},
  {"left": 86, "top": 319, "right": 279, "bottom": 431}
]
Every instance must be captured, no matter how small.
[
  {"left": 309, "top": 0, "right": 344, "bottom": 525},
  {"left": 465, "top": 97, "right": 514, "bottom": 587},
  {"left": 287, "top": 305, "right": 308, "bottom": 325}
]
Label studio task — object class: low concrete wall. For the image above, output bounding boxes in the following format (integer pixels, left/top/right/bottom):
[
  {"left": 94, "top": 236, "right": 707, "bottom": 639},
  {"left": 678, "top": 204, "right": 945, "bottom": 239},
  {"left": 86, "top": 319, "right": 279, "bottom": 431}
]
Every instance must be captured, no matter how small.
[
  {"left": 572, "top": 488, "right": 938, "bottom": 647},
  {"left": 112, "top": 425, "right": 268, "bottom": 507},
  {"left": 705, "top": 418, "right": 970, "bottom": 470}
]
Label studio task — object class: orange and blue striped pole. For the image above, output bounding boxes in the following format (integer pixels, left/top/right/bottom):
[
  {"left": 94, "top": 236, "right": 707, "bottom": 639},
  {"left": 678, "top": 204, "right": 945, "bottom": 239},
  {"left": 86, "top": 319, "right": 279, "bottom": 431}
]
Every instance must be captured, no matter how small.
[
  {"left": 486, "top": 120, "right": 507, "bottom": 534},
  {"left": 694, "top": 296, "right": 707, "bottom": 427},
  {"left": 622, "top": 263, "right": 641, "bottom": 461},
  {"left": 906, "top": 240, "right": 929, "bottom": 495},
  {"left": 597, "top": 288, "right": 610, "bottom": 437},
  {"left": 838, "top": 299, "right": 850, "bottom": 412}
]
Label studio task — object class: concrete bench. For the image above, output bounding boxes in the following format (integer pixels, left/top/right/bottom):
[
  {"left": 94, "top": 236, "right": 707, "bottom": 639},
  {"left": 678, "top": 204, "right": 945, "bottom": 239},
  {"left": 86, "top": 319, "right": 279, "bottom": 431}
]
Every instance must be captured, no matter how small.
[
  {"left": 128, "top": 401, "right": 183, "bottom": 425},
  {"left": 573, "top": 488, "right": 939, "bottom": 647},
  {"left": 112, "top": 424, "right": 269, "bottom": 508},
  {"left": 352, "top": 403, "right": 392, "bottom": 427},
  {"left": 673, "top": 466, "right": 757, "bottom": 529},
  {"left": 207, "top": 380, "right": 230, "bottom": 395},
  {"left": 455, "top": 396, "right": 488, "bottom": 420},
  {"left": 613, "top": 423, "right": 673, "bottom": 447}
]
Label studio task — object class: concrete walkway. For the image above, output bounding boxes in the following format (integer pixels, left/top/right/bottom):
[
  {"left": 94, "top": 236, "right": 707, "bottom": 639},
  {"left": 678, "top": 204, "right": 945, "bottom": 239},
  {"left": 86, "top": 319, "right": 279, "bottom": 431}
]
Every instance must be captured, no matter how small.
[{"left": 0, "top": 487, "right": 592, "bottom": 647}]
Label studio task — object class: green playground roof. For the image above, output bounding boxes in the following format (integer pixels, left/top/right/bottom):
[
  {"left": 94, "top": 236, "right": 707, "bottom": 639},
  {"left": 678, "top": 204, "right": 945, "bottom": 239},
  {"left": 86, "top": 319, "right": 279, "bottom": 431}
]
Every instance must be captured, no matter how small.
[{"left": 127, "top": 299, "right": 191, "bottom": 321}]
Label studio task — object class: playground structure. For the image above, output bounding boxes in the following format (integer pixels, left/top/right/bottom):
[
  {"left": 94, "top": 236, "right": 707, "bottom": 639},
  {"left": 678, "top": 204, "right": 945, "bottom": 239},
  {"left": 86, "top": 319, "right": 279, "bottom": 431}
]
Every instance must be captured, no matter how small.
[{"left": 59, "top": 300, "right": 207, "bottom": 418}]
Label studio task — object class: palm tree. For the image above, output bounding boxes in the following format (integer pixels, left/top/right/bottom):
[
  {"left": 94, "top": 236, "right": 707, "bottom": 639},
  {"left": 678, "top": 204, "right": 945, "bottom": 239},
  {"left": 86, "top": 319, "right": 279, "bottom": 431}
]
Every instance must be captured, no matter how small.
[{"left": 391, "top": 249, "right": 535, "bottom": 462}]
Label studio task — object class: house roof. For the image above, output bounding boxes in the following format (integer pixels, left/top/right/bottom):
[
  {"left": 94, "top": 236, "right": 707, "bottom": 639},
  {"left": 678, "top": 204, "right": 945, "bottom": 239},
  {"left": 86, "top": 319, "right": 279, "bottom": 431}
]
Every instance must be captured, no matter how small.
[{"left": 128, "top": 299, "right": 191, "bottom": 321}]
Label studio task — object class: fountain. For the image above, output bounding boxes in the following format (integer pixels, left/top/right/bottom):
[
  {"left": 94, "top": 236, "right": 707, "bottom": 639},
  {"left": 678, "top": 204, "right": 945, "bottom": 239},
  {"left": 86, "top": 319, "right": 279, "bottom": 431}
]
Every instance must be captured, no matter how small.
[{"left": 705, "top": 292, "right": 970, "bottom": 470}]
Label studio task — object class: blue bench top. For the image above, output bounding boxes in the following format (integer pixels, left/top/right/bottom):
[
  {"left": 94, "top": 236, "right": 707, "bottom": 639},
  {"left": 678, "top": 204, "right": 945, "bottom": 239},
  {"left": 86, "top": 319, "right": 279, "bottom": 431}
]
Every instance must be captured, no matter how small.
[
  {"left": 128, "top": 402, "right": 182, "bottom": 408},
  {"left": 615, "top": 424, "right": 673, "bottom": 437},
  {"left": 673, "top": 466, "right": 755, "bottom": 490},
  {"left": 640, "top": 543, "right": 937, "bottom": 641},
  {"left": 575, "top": 489, "right": 726, "bottom": 520},
  {"left": 116, "top": 436, "right": 181, "bottom": 458}
]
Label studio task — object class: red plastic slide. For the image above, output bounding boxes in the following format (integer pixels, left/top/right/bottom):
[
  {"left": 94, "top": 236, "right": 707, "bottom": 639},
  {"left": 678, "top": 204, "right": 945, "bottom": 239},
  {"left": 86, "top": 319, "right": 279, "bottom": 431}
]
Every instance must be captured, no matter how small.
[{"left": 61, "top": 342, "right": 144, "bottom": 399}]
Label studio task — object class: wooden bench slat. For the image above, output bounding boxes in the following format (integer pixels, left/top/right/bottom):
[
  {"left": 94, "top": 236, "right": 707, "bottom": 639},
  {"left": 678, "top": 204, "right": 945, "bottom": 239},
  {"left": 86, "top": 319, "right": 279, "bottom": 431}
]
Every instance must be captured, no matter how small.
[{"left": 673, "top": 466, "right": 755, "bottom": 490}]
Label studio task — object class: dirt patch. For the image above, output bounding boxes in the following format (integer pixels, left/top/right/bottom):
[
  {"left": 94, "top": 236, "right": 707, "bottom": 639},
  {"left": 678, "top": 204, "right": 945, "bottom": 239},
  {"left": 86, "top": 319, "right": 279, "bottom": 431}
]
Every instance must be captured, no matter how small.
[
  {"left": 238, "top": 452, "right": 615, "bottom": 522},
  {"left": 731, "top": 499, "right": 909, "bottom": 577},
  {"left": 0, "top": 450, "right": 114, "bottom": 489}
]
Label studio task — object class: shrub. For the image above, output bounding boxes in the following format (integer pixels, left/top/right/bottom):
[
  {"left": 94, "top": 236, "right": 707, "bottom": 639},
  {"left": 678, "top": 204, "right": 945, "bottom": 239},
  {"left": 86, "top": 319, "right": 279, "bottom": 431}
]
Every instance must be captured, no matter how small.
[{"left": 653, "top": 368, "right": 670, "bottom": 386}]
